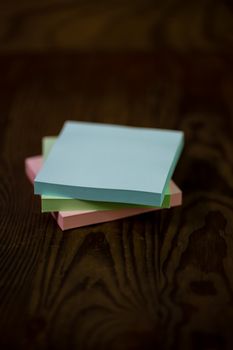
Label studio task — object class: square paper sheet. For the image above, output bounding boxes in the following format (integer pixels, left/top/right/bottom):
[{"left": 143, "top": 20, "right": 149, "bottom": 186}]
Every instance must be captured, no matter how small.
[{"left": 35, "top": 121, "right": 184, "bottom": 206}]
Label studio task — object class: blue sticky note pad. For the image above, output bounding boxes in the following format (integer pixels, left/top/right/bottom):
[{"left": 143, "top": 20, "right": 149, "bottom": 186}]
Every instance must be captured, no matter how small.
[{"left": 34, "top": 121, "right": 184, "bottom": 206}]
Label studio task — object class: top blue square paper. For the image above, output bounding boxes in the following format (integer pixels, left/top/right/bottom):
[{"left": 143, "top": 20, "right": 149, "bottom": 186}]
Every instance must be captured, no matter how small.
[{"left": 34, "top": 121, "right": 184, "bottom": 206}]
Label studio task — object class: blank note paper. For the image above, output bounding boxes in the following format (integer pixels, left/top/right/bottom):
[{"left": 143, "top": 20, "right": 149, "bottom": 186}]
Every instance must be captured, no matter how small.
[{"left": 35, "top": 121, "right": 184, "bottom": 206}]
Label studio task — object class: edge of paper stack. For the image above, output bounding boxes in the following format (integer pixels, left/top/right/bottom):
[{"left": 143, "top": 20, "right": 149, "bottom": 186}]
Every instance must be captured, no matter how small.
[{"left": 25, "top": 121, "right": 184, "bottom": 230}]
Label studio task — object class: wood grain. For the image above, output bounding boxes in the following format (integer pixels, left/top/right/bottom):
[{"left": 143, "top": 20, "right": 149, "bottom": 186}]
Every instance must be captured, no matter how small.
[
  {"left": 0, "top": 0, "right": 233, "bottom": 52},
  {"left": 0, "top": 52, "right": 232, "bottom": 350}
]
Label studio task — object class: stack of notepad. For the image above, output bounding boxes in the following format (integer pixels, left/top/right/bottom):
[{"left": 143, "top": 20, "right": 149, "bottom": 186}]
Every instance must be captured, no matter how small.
[{"left": 25, "top": 121, "right": 184, "bottom": 230}]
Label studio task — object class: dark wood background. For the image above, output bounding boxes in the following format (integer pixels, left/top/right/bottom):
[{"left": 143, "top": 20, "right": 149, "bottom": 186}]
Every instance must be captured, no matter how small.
[{"left": 0, "top": 1, "right": 233, "bottom": 349}]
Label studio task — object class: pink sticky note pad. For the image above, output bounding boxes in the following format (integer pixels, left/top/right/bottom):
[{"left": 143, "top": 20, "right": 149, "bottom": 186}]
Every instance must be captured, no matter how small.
[{"left": 25, "top": 156, "right": 182, "bottom": 231}]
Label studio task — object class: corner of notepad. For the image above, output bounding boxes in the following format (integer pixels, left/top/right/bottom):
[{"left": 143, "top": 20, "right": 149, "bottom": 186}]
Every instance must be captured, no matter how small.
[
  {"left": 62, "top": 120, "right": 77, "bottom": 130},
  {"left": 173, "top": 129, "right": 184, "bottom": 145},
  {"left": 34, "top": 177, "right": 42, "bottom": 195},
  {"left": 41, "top": 201, "right": 47, "bottom": 213},
  {"left": 25, "top": 158, "right": 30, "bottom": 173},
  {"left": 64, "top": 120, "right": 76, "bottom": 125},
  {"left": 157, "top": 192, "right": 165, "bottom": 207}
]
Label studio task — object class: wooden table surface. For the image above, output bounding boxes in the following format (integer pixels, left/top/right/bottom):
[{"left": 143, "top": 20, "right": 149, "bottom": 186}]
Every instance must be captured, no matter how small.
[{"left": 0, "top": 52, "right": 232, "bottom": 350}]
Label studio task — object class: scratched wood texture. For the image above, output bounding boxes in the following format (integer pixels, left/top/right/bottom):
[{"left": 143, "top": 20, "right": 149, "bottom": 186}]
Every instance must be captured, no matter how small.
[{"left": 0, "top": 52, "right": 232, "bottom": 350}]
